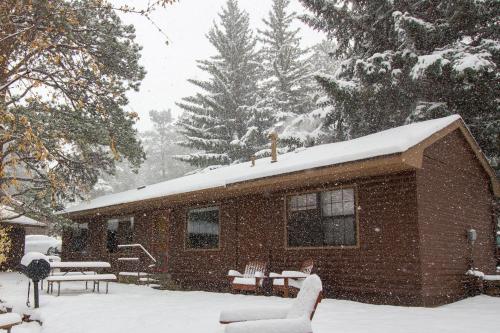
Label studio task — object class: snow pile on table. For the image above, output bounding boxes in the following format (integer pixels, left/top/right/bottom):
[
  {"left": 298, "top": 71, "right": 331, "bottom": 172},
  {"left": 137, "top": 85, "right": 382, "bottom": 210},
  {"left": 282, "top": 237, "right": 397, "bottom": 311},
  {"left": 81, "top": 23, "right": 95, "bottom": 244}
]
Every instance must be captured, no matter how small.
[
  {"left": 20, "top": 252, "right": 48, "bottom": 267},
  {"left": 49, "top": 261, "right": 110, "bottom": 268},
  {"left": 65, "top": 115, "right": 462, "bottom": 213}
]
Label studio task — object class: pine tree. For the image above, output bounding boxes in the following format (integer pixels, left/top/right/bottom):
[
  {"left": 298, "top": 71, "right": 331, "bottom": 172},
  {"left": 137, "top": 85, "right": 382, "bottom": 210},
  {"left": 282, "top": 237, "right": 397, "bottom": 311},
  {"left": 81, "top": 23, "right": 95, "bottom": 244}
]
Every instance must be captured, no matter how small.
[
  {"left": 176, "top": 0, "right": 261, "bottom": 167},
  {"left": 277, "top": 40, "right": 342, "bottom": 146},
  {"left": 142, "top": 109, "right": 193, "bottom": 182},
  {"left": 258, "top": 0, "right": 315, "bottom": 151},
  {"left": 91, "top": 110, "right": 194, "bottom": 197},
  {"left": 300, "top": 0, "right": 499, "bottom": 169}
]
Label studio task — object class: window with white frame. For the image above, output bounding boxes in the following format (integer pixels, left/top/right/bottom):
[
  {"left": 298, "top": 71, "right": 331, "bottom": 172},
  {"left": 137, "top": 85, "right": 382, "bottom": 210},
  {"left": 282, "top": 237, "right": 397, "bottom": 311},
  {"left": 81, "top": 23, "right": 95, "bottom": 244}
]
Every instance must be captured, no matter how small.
[{"left": 287, "top": 188, "right": 357, "bottom": 247}]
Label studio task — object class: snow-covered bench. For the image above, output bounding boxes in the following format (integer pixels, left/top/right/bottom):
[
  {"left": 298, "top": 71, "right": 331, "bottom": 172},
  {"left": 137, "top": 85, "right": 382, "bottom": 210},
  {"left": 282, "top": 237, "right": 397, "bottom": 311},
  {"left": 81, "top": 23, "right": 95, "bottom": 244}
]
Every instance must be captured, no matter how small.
[
  {"left": 46, "top": 274, "right": 117, "bottom": 296},
  {"left": 42, "top": 271, "right": 97, "bottom": 289},
  {"left": 0, "top": 312, "right": 22, "bottom": 333},
  {"left": 220, "top": 274, "right": 323, "bottom": 333},
  {"left": 228, "top": 261, "right": 267, "bottom": 294}
]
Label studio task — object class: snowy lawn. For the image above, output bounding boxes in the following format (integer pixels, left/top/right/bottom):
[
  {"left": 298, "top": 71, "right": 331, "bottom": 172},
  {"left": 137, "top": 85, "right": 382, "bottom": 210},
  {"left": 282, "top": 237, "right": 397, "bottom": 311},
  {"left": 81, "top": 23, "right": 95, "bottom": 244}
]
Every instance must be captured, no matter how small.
[{"left": 0, "top": 272, "right": 498, "bottom": 333}]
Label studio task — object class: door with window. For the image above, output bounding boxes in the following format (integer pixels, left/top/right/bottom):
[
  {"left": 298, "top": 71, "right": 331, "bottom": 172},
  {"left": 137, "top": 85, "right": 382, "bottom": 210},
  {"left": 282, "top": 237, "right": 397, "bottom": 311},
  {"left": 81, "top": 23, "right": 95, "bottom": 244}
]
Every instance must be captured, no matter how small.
[{"left": 106, "top": 216, "right": 134, "bottom": 253}]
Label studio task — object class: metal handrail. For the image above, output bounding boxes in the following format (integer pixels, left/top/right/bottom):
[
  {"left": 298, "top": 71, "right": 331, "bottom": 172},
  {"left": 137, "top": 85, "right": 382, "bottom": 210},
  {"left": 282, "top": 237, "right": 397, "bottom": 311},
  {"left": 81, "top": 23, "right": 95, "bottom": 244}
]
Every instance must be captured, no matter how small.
[{"left": 118, "top": 243, "right": 157, "bottom": 263}]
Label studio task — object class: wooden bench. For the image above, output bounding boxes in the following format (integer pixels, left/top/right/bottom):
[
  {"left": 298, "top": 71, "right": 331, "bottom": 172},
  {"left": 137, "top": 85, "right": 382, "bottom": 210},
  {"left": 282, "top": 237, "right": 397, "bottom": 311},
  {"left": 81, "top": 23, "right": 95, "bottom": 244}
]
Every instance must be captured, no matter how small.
[
  {"left": 46, "top": 274, "right": 117, "bottom": 296},
  {"left": 0, "top": 312, "right": 22, "bottom": 333},
  {"left": 42, "top": 271, "right": 97, "bottom": 289}
]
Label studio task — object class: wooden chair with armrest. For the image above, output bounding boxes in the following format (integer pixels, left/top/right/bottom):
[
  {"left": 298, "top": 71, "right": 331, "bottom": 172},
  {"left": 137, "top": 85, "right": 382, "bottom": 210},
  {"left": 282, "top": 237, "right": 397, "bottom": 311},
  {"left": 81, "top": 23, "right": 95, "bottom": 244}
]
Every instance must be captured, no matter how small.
[{"left": 228, "top": 261, "right": 267, "bottom": 294}]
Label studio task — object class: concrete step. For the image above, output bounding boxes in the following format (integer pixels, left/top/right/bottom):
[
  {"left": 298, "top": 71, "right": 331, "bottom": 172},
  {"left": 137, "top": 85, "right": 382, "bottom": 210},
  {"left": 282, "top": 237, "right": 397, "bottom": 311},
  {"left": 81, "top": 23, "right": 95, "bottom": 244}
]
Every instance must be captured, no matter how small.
[
  {"left": 149, "top": 284, "right": 162, "bottom": 289},
  {"left": 118, "top": 272, "right": 150, "bottom": 277},
  {"left": 117, "top": 257, "right": 140, "bottom": 261},
  {"left": 139, "top": 277, "right": 158, "bottom": 283}
]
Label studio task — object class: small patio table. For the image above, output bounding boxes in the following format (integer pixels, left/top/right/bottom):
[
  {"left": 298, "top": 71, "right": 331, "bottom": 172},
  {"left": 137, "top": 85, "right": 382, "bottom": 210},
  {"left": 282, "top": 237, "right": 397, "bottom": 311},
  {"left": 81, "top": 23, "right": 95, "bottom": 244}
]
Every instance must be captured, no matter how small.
[{"left": 267, "top": 273, "right": 307, "bottom": 298}]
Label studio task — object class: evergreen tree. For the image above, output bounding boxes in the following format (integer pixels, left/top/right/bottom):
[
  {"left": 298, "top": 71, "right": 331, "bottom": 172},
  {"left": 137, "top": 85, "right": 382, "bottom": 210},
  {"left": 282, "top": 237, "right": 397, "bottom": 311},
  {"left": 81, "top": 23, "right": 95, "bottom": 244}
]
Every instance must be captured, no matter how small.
[
  {"left": 258, "top": 0, "right": 315, "bottom": 151},
  {"left": 176, "top": 0, "right": 261, "bottom": 167},
  {"left": 300, "top": 0, "right": 499, "bottom": 169},
  {"left": 142, "top": 109, "right": 193, "bottom": 182},
  {"left": 276, "top": 40, "right": 341, "bottom": 148},
  {"left": 91, "top": 110, "right": 195, "bottom": 197},
  {"left": 144, "top": 110, "right": 176, "bottom": 179}
]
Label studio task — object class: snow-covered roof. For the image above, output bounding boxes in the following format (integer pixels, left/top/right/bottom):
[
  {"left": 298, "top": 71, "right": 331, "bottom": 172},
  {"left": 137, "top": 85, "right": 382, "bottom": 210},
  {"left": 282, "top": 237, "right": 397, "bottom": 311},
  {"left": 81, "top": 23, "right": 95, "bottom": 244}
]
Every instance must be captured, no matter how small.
[
  {"left": 0, "top": 206, "right": 47, "bottom": 227},
  {"left": 65, "top": 115, "right": 462, "bottom": 214}
]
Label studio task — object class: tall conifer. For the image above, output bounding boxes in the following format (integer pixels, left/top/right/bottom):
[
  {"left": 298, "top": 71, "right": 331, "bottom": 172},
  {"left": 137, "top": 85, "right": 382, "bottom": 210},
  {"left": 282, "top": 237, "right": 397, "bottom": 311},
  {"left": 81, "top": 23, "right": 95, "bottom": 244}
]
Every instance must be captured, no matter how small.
[{"left": 177, "top": 0, "right": 261, "bottom": 167}]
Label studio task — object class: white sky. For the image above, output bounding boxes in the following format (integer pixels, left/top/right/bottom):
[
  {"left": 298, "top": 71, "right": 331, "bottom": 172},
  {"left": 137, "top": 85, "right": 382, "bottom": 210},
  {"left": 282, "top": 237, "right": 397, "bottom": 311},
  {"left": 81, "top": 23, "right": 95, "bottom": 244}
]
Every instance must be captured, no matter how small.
[{"left": 112, "top": 0, "right": 324, "bottom": 131}]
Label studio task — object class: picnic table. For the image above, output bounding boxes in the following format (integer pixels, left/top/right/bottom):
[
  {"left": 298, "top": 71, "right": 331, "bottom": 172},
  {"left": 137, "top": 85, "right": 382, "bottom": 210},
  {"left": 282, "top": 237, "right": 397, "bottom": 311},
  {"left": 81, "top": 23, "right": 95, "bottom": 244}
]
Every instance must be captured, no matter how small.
[{"left": 44, "top": 261, "right": 113, "bottom": 295}]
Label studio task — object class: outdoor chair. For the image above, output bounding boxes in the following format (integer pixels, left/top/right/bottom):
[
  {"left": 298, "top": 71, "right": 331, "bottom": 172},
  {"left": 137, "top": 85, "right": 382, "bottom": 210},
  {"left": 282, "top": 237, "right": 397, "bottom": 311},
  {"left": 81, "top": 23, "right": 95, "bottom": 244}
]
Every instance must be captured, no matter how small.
[
  {"left": 228, "top": 261, "right": 267, "bottom": 294},
  {"left": 220, "top": 274, "right": 323, "bottom": 333},
  {"left": 270, "top": 259, "right": 314, "bottom": 297},
  {"left": 0, "top": 312, "right": 22, "bottom": 333}
]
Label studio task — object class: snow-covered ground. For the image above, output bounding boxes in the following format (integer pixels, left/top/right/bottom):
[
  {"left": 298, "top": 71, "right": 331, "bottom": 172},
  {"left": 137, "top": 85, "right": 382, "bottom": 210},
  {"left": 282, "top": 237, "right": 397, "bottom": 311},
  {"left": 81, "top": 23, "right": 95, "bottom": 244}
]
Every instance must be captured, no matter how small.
[{"left": 1, "top": 272, "right": 498, "bottom": 333}]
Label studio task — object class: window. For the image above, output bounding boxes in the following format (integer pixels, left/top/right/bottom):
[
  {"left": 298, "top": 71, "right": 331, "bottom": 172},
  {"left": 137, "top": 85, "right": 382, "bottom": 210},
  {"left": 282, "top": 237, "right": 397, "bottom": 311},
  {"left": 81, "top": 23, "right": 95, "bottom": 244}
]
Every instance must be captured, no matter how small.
[
  {"left": 289, "top": 193, "right": 317, "bottom": 211},
  {"left": 107, "top": 216, "right": 134, "bottom": 253},
  {"left": 186, "top": 206, "right": 219, "bottom": 249},
  {"left": 287, "top": 188, "right": 357, "bottom": 247},
  {"left": 69, "top": 223, "right": 88, "bottom": 252}
]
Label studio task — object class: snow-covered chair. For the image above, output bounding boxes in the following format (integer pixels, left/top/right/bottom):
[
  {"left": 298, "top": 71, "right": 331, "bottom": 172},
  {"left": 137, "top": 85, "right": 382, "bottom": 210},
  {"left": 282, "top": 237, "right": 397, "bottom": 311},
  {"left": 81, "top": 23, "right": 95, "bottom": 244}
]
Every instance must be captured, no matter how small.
[
  {"left": 220, "top": 274, "right": 323, "bottom": 333},
  {"left": 228, "top": 261, "right": 267, "bottom": 294},
  {"left": 0, "top": 312, "right": 22, "bottom": 333},
  {"left": 271, "top": 259, "right": 314, "bottom": 296}
]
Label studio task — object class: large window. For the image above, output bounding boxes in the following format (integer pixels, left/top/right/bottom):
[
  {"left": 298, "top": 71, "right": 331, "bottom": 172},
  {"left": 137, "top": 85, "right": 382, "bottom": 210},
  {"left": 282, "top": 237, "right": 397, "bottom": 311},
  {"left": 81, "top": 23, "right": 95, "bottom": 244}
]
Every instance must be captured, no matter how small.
[
  {"left": 69, "top": 223, "right": 88, "bottom": 252},
  {"left": 287, "top": 188, "right": 357, "bottom": 247},
  {"left": 186, "top": 206, "right": 219, "bottom": 249},
  {"left": 107, "top": 216, "right": 134, "bottom": 253}
]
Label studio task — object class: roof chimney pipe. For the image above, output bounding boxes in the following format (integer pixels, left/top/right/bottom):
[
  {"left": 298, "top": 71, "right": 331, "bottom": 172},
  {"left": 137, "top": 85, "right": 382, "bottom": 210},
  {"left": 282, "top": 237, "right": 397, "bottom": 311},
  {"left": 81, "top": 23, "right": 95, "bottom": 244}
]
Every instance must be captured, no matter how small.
[
  {"left": 269, "top": 132, "right": 278, "bottom": 163},
  {"left": 250, "top": 155, "right": 256, "bottom": 167}
]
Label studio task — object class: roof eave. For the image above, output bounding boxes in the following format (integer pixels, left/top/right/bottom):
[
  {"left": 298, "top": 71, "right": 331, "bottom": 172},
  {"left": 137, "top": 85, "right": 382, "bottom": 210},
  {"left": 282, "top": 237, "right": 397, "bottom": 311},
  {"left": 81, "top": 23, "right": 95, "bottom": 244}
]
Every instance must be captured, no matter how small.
[
  {"left": 65, "top": 152, "right": 417, "bottom": 219},
  {"left": 404, "top": 119, "right": 499, "bottom": 197}
]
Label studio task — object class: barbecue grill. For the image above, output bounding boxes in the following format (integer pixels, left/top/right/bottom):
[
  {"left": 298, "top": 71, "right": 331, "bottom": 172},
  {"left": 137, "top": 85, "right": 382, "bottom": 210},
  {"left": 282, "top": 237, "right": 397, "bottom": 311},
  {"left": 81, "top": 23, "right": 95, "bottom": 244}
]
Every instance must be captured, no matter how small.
[{"left": 18, "top": 253, "right": 51, "bottom": 308}]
